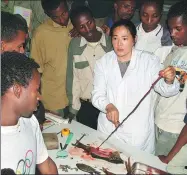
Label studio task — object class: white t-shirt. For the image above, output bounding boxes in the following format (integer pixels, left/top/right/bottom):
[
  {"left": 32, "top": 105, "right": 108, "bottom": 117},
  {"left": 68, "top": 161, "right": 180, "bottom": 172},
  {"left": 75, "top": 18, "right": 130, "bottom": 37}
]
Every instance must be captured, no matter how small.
[
  {"left": 135, "top": 23, "right": 163, "bottom": 53},
  {"left": 1, "top": 115, "right": 48, "bottom": 174}
]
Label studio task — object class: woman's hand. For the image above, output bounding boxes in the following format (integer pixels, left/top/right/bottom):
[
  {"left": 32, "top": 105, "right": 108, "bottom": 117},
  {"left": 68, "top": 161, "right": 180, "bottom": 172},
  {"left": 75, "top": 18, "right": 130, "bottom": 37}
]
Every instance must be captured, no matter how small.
[
  {"left": 159, "top": 66, "right": 176, "bottom": 84},
  {"left": 158, "top": 155, "right": 170, "bottom": 164},
  {"left": 106, "top": 103, "right": 120, "bottom": 127}
]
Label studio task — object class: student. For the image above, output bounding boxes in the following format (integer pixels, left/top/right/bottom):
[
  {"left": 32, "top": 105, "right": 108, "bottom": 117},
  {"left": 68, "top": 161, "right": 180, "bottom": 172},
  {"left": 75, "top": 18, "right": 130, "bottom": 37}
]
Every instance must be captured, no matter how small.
[
  {"left": 102, "top": 0, "right": 136, "bottom": 35},
  {"left": 1, "top": 52, "right": 58, "bottom": 174},
  {"left": 107, "top": 0, "right": 136, "bottom": 27},
  {"left": 92, "top": 19, "right": 179, "bottom": 153},
  {"left": 135, "top": 0, "right": 172, "bottom": 53},
  {"left": 66, "top": 6, "right": 112, "bottom": 129},
  {"left": 71, "top": 0, "right": 113, "bottom": 27},
  {"left": 1, "top": 11, "right": 46, "bottom": 130},
  {"left": 1, "top": 11, "right": 27, "bottom": 54},
  {"left": 155, "top": 2, "right": 187, "bottom": 172},
  {"left": 31, "top": 0, "right": 75, "bottom": 118}
]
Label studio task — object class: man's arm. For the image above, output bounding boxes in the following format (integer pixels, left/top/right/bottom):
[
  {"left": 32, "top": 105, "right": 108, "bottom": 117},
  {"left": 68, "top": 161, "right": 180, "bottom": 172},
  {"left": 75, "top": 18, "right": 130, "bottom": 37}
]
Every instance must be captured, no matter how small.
[
  {"left": 159, "top": 124, "right": 187, "bottom": 164},
  {"left": 37, "top": 157, "right": 58, "bottom": 174},
  {"left": 66, "top": 40, "right": 79, "bottom": 115}
]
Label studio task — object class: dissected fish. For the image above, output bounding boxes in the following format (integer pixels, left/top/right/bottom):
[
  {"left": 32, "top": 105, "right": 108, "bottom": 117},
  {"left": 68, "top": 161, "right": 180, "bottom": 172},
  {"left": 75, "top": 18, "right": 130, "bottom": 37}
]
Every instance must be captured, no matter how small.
[
  {"left": 76, "top": 163, "right": 100, "bottom": 174},
  {"left": 72, "top": 141, "right": 124, "bottom": 164}
]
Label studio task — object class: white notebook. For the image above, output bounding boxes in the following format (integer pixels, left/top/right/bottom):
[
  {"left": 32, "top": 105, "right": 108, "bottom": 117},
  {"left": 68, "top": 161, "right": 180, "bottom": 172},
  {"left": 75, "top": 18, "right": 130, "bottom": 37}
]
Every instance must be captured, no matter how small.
[{"left": 45, "top": 112, "right": 68, "bottom": 124}]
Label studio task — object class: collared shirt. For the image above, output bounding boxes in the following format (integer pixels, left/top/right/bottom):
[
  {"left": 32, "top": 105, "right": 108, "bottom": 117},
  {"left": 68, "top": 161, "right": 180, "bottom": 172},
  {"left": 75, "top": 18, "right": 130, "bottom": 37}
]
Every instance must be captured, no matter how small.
[
  {"left": 66, "top": 27, "right": 112, "bottom": 114},
  {"left": 31, "top": 19, "right": 73, "bottom": 111}
]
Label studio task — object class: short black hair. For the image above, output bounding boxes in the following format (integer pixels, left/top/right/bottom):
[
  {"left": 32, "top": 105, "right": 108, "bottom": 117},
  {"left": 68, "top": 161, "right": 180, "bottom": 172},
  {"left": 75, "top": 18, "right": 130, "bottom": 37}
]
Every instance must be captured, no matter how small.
[
  {"left": 70, "top": 6, "right": 94, "bottom": 27},
  {"left": 115, "top": 0, "right": 136, "bottom": 3},
  {"left": 1, "top": 52, "right": 40, "bottom": 96},
  {"left": 1, "top": 168, "right": 16, "bottom": 175},
  {"left": 1, "top": 11, "right": 28, "bottom": 42},
  {"left": 140, "top": 0, "right": 163, "bottom": 14},
  {"left": 41, "top": 0, "right": 67, "bottom": 15},
  {"left": 167, "top": 0, "right": 187, "bottom": 25},
  {"left": 14, "top": 14, "right": 28, "bottom": 34},
  {"left": 110, "top": 19, "right": 137, "bottom": 39}
]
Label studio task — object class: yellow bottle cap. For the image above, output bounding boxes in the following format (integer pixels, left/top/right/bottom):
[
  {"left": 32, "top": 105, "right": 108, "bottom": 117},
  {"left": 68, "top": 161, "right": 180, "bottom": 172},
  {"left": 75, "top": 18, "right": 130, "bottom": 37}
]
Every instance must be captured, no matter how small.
[{"left": 61, "top": 128, "right": 70, "bottom": 136}]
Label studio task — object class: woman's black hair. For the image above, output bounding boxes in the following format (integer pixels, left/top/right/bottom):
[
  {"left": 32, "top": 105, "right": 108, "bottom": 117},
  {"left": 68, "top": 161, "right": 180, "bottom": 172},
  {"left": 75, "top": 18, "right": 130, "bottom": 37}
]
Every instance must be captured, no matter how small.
[{"left": 110, "top": 19, "right": 137, "bottom": 39}]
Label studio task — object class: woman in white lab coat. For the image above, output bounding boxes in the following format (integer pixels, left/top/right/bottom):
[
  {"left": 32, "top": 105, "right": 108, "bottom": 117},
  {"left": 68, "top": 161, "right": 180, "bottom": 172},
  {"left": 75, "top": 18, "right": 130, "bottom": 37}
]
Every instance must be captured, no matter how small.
[{"left": 92, "top": 19, "right": 179, "bottom": 154}]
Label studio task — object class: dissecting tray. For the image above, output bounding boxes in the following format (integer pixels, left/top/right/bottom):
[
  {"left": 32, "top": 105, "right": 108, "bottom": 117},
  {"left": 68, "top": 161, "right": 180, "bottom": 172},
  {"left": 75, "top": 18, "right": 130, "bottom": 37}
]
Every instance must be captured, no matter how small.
[{"left": 131, "top": 162, "right": 169, "bottom": 175}]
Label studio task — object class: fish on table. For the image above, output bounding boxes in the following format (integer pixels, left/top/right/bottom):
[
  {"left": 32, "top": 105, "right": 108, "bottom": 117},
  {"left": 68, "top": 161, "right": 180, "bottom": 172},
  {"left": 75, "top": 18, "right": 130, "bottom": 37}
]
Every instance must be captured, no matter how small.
[
  {"left": 72, "top": 141, "right": 124, "bottom": 164},
  {"left": 76, "top": 163, "right": 101, "bottom": 174}
]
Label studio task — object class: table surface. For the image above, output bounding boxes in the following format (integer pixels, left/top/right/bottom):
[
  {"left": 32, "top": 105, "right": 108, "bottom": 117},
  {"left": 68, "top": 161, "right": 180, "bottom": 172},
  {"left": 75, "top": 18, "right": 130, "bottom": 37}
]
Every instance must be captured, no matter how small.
[{"left": 42, "top": 118, "right": 167, "bottom": 174}]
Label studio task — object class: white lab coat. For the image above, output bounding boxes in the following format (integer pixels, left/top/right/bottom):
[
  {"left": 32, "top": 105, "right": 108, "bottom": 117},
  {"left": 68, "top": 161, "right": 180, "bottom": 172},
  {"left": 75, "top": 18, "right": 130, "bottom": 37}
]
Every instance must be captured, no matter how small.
[{"left": 92, "top": 49, "right": 179, "bottom": 153}]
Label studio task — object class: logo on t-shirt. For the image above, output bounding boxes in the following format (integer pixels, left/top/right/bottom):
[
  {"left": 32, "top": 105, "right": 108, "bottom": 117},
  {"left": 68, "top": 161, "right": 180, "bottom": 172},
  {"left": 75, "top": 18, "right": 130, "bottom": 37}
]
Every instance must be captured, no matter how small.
[{"left": 16, "top": 150, "right": 33, "bottom": 174}]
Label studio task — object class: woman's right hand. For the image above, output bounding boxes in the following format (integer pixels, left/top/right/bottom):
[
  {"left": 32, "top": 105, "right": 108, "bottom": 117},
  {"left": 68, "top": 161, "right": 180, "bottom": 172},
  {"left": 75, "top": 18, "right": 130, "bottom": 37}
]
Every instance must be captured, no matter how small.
[{"left": 106, "top": 103, "right": 120, "bottom": 127}]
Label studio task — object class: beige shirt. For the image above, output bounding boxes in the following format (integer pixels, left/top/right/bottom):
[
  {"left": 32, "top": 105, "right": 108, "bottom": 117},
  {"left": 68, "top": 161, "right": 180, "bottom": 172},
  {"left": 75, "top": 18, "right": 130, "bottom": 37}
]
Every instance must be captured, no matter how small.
[
  {"left": 31, "top": 19, "right": 72, "bottom": 111},
  {"left": 72, "top": 30, "right": 109, "bottom": 111},
  {"left": 155, "top": 46, "right": 187, "bottom": 134}
]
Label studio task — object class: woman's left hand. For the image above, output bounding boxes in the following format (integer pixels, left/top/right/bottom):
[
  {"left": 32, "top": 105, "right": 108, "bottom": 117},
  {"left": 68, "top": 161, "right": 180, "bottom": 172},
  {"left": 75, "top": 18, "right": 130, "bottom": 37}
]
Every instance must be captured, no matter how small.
[
  {"left": 158, "top": 155, "right": 170, "bottom": 164},
  {"left": 159, "top": 66, "right": 176, "bottom": 84}
]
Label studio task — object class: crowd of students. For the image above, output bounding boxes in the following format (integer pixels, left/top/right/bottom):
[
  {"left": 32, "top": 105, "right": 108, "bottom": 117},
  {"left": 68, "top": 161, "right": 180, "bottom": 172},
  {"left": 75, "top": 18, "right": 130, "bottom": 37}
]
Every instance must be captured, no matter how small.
[{"left": 1, "top": 0, "right": 187, "bottom": 174}]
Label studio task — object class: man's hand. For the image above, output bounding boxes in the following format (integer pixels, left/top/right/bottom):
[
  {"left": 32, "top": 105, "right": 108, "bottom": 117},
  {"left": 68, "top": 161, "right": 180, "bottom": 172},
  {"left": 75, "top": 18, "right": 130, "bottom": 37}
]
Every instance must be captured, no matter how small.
[
  {"left": 66, "top": 112, "right": 76, "bottom": 123},
  {"left": 69, "top": 28, "right": 80, "bottom": 38},
  {"left": 159, "top": 66, "right": 176, "bottom": 84},
  {"left": 106, "top": 103, "right": 119, "bottom": 127},
  {"left": 158, "top": 155, "right": 170, "bottom": 164},
  {"left": 101, "top": 25, "right": 110, "bottom": 35}
]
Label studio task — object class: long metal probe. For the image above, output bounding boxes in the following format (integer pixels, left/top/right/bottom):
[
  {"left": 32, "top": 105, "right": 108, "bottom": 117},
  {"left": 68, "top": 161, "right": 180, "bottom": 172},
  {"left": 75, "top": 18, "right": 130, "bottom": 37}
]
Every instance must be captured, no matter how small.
[{"left": 98, "top": 76, "right": 162, "bottom": 149}]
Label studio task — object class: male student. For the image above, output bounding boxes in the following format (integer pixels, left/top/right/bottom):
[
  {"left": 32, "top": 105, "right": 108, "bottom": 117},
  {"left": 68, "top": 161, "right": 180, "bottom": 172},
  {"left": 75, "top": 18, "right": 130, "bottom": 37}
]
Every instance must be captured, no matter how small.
[
  {"left": 31, "top": 0, "right": 76, "bottom": 118},
  {"left": 1, "top": 52, "right": 58, "bottom": 174},
  {"left": 66, "top": 6, "right": 112, "bottom": 129},
  {"left": 1, "top": 11, "right": 46, "bottom": 129},
  {"left": 102, "top": 0, "right": 136, "bottom": 35},
  {"left": 155, "top": 2, "right": 187, "bottom": 174}
]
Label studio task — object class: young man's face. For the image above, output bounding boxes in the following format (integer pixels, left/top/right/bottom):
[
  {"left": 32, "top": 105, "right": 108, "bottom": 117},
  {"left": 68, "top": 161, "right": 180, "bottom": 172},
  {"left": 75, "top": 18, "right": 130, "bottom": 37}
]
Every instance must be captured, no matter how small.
[
  {"left": 19, "top": 70, "right": 41, "bottom": 117},
  {"left": 140, "top": 3, "right": 161, "bottom": 32},
  {"left": 73, "top": 13, "right": 97, "bottom": 41},
  {"left": 49, "top": 2, "right": 69, "bottom": 26},
  {"left": 1, "top": 30, "right": 27, "bottom": 54},
  {"left": 115, "top": 0, "right": 136, "bottom": 20},
  {"left": 168, "top": 16, "right": 187, "bottom": 46}
]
